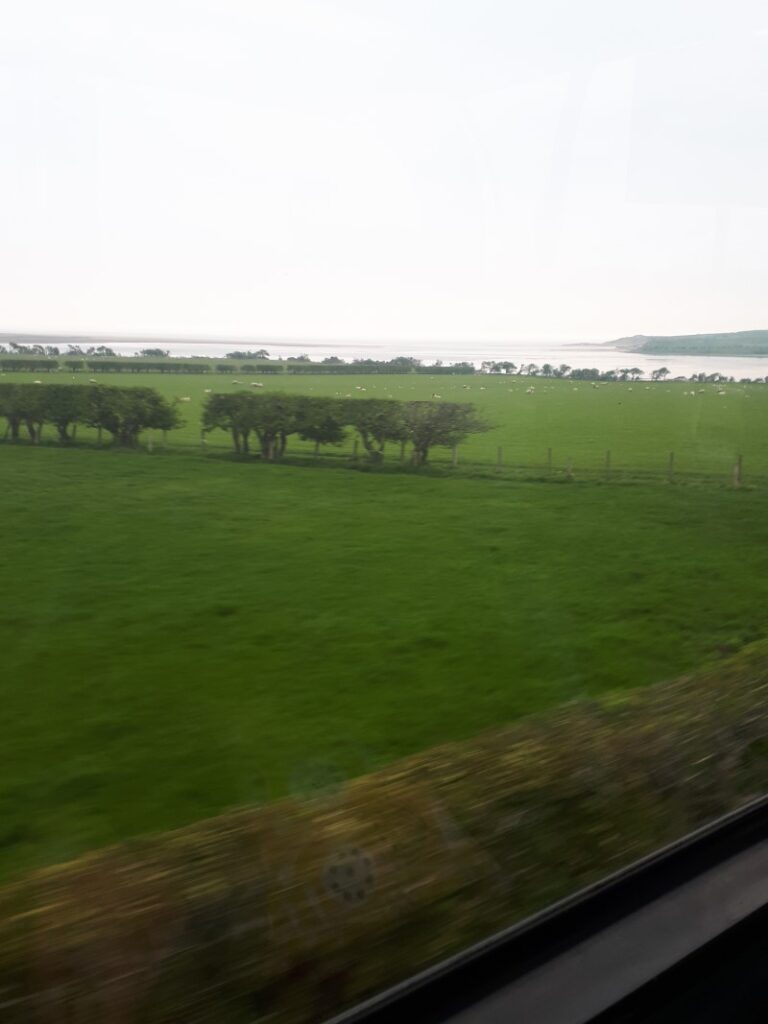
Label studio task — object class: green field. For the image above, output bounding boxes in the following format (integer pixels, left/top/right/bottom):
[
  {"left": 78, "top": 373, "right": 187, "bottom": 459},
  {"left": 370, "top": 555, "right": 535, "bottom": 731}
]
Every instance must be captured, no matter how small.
[
  {"left": 1, "top": 441, "right": 768, "bottom": 883},
  {"left": 3, "top": 370, "right": 768, "bottom": 476}
]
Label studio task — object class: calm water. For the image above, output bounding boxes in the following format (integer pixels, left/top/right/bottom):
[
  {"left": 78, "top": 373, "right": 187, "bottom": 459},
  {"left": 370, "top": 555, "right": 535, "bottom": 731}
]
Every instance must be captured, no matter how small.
[{"left": 117, "top": 338, "right": 768, "bottom": 380}]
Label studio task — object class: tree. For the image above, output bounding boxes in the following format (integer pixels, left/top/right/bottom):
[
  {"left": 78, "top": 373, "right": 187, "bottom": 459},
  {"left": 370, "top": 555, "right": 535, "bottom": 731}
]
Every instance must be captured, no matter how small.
[
  {"left": 651, "top": 367, "right": 670, "bottom": 382},
  {"left": 247, "top": 393, "right": 302, "bottom": 458},
  {"left": 0, "top": 384, "right": 24, "bottom": 440},
  {"left": 401, "top": 401, "right": 490, "bottom": 465},
  {"left": 202, "top": 393, "right": 253, "bottom": 454},
  {"left": 295, "top": 397, "right": 347, "bottom": 450},
  {"left": 85, "top": 386, "right": 180, "bottom": 446},
  {"left": 388, "top": 356, "right": 421, "bottom": 372},
  {"left": 344, "top": 398, "right": 406, "bottom": 461},
  {"left": 45, "top": 386, "right": 88, "bottom": 442}
]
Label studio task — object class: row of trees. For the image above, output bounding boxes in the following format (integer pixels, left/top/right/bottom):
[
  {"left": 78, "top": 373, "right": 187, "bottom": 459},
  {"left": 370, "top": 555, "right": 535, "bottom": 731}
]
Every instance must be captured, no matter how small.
[
  {"left": 0, "top": 342, "right": 118, "bottom": 357},
  {"left": 0, "top": 356, "right": 475, "bottom": 375},
  {"left": 0, "top": 384, "right": 180, "bottom": 445},
  {"left": 3, "top": 358, "right": 764, "bottom": 385},
  {"left": 203, "top": 393, "right": 489, "bottom": 464}
]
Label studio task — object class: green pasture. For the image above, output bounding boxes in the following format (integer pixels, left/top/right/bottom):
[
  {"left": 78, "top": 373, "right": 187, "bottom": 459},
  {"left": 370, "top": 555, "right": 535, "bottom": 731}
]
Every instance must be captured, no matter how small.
[
  {"left": 2, "top": 370, "right": 768, "bottom": 476},
  {"left": 1, "top": 444, "right": 768, "bottom": 881}
]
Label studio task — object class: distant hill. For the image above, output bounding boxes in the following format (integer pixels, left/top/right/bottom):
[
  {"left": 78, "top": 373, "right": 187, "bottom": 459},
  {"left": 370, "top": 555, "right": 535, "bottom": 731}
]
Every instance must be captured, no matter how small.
[{"left": 609, "top": 330, "right": 768, "bottom": 356}]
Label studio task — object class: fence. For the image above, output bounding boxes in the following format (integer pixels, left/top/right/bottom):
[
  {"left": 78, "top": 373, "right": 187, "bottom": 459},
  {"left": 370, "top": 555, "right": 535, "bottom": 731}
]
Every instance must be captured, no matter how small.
[{"left": 2, "top": 426, "right": 760, "bottom": 489}]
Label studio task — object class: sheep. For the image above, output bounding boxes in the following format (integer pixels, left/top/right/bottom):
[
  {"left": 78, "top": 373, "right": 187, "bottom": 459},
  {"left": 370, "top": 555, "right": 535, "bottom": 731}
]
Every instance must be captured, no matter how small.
[
  {"left": 204, "top": 388, "right": 212, "bottom": 393},
  {"left": 178, "top": 396, "right": 191, "bottom": 403},
  {"left": 250, "top": 382, "right": 264, "bottom": 387},
  {"left": 33, "top": 380, "right": 43, "bottom": 384},
  {"left": 89, "top": 378, "right": 98, "bottom": 383},
  {"left": 526, "top": 387, "right": 535, "bottom": 394}
]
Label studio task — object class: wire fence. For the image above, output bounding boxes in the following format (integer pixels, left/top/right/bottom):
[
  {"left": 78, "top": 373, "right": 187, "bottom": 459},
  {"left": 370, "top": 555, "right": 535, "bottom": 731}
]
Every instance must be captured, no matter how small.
[{"left": 4, "top": 429, "right": 761, "bottom": 490}]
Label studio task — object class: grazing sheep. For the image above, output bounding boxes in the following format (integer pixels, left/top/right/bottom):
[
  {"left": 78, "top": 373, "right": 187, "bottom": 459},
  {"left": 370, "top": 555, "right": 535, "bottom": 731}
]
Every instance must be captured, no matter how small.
[
  {"left": 204, "top": 388, "right": 212, "bottom": 393},
  {"left": 526, "top": 387, "right": 535, "bottom": 394},
  {"left": 33, "top": 380, "right": 43, "bottom": 384},
  {"left": 89, "top": 378, "right": 98, "bottom": 383},
  {"left": 250, "top": 382, "right": 264, "bottom": 387},
  {"left": 179, "top": 396, "right": 191, "bottom": 402}
]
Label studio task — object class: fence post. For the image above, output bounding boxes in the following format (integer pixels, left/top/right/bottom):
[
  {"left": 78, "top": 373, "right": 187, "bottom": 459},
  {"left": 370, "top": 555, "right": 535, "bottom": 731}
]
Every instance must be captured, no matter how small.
[
  {"left": 547, "top": 447, "right": 553, "bottom": 473},
  {"left": 497, "top": 446, "right": 503, "bottom": 469},
  {"left": 97, "top": 426, "right": 102, "bottom": 446},
  {"left": 72, "top": 424, "right": 77, "bottom": 442},
  {"left": 452, "top": 445, "right": 458, "bottom": 467},
  {"left": 668, "top": 451, "right": 675, "bottom": 481},
  {"left": 733, "top": 454, "right": 743, "bottom": 488},
  {"left": 352, "top": 439, "right": 359, "bottom": 461}
]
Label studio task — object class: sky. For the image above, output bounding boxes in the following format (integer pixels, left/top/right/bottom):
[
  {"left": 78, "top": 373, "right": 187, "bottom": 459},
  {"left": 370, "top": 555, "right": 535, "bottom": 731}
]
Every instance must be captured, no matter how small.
[{"left": 2, "top": 0, "right": 768, "bottom": 346}]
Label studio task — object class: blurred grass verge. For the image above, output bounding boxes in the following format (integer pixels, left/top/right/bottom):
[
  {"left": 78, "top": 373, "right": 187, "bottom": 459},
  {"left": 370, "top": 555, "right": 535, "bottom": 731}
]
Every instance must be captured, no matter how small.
[{"left": 1, "top": 641, "right": 767, "bottom": 1023}]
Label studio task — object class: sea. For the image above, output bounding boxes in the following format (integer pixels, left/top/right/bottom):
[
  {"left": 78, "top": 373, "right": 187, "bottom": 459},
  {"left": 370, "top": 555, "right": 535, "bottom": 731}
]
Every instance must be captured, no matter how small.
[{"left": 114, "top": 337, "right": 768, "bottom": 381}]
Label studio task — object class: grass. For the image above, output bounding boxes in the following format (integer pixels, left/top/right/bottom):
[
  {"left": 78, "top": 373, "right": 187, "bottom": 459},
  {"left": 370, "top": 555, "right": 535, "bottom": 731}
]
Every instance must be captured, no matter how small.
[
  {"left": 1, "top": 443, "right": 768, "bottom": 882},
  {"left": 3, "top": 369, "right": 768, "bottom": 476}
]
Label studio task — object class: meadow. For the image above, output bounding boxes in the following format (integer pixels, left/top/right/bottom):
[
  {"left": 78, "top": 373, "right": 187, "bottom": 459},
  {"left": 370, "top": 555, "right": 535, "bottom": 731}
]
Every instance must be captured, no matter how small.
[
  {"left": 1, "top": 441, "right": 768, "bottom": 883},
  {"left": 3, "top": 368, "right": 768, "bottom": 477}
]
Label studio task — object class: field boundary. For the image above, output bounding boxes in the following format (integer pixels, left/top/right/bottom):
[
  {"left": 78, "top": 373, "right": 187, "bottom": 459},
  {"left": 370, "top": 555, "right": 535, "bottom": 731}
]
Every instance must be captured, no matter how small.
[{"left": 1, "top": 433, "right": 761, "bottom": 490}]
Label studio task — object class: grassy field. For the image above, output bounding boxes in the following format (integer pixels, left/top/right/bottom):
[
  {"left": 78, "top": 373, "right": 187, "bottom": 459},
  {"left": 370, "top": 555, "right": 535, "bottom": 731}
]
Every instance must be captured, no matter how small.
[
  {"left": 1, "top": 443, "right": 768, "bottom": 883},
  {"left": 3, "top": 369, "right": 768, "bottom": 476}
]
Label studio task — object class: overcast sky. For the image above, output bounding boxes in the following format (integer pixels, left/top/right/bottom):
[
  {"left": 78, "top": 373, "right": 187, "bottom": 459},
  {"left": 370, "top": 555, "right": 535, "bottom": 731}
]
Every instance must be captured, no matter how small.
[{"left": 2, "top": 1, "right": 767, "bottom": 344}]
